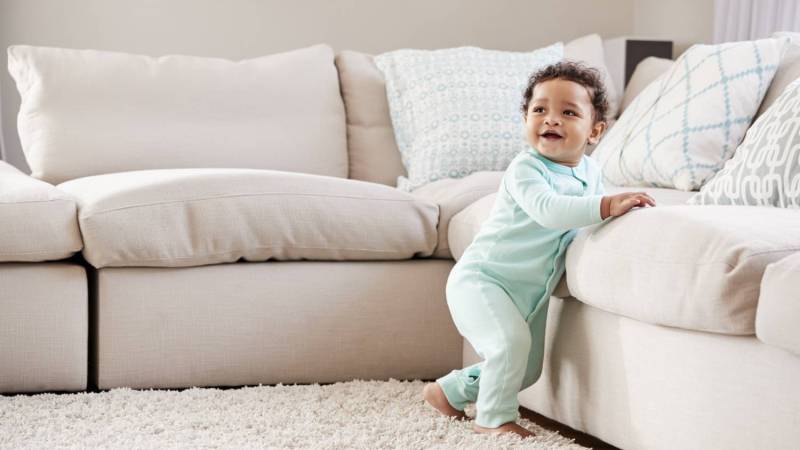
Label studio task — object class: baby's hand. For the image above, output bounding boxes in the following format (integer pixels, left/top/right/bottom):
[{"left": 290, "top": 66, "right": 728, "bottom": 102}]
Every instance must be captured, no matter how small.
[{"left": 600, "top": 192, "right": 656, "bottom": 219}]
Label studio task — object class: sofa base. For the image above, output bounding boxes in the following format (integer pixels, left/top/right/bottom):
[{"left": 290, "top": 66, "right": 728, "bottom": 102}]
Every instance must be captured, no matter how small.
[
  {"left": 94, "top": 259, "right": 460, "bottom": 389},
  {"left": 464, "top": 296, "right": 800, "bottom": 450},
  {"left": 0, "top": 263, "right": 87, "bottom": 393}
]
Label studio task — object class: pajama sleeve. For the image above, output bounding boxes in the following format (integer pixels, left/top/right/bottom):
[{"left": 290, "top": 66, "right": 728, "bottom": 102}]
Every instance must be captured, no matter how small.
[{"left": 504, "top": 159, "right": 604, "bottom": 230}]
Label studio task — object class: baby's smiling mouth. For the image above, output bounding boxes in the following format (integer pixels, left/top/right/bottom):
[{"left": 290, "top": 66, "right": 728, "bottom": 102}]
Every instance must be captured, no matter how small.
[{"left": 540, "top": 130, "right": 563, "bottom": 140}]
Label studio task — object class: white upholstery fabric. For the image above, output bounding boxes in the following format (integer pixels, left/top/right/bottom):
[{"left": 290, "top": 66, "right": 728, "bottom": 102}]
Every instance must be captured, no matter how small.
[
  {"left": 620, "top": 56, "right": 674, "bottom": 114},
  {"left": 411, "top": 171, "right": 503, "bottom": 259},
  {"left": 59, "top": 169, "right": 438, "bottom": 268},
  {"left": 8, "top": 44, "right": 347, "bottom": 184},
  {"left": 464, "top": 296, "right": 800, "bottom": 450},
  {"left": 0, "top": 161, "right": 82, "bottom": 262},
  {"left": 756, "top": 36, "right": 800, "bottom": 118},
  {"left": 757, "top": 253, "right": 800, "bottom": 355},
  {"left": 0, "top": 263, "right": 87, "bottom": 393},
  {"left": 567, "top": 205, "right": 800, "bottom": 334},
  {"left": 94, "top": 260, "right": 460, "bottom": 389},
  {"left": 335, "top": 51, "right": 407, "bottom": 186}
]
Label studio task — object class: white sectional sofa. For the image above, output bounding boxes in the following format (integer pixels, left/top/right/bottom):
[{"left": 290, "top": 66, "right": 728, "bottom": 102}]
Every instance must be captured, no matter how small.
[
  {"left": 2, "top": 34, "right": 798, "bottom": 450},
  {"left": 0, "top": 162, "right": 86, "bottom": 392}
]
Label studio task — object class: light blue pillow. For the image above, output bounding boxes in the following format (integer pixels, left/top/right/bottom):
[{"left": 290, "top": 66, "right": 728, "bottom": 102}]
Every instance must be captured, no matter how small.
[
  {"left": 591, "top": 38, "right": 788, "bottom": 191},
  {"left": 375, "top": 43, "right": 563, "bottom": 191}
]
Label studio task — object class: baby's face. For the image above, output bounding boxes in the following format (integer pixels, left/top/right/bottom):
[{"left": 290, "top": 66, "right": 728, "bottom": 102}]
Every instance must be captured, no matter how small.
[{"left": 524, "top": 78, "right": 605, "bottom": 167}]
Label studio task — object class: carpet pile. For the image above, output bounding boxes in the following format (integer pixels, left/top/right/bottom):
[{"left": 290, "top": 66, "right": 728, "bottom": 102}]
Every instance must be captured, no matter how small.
[{"left": 1, "top": 379, "right": 587, "bottom": 449}]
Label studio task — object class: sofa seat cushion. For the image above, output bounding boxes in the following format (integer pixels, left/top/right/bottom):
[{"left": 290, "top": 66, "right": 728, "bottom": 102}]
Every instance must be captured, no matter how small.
[
  {"left": 411, "top": 171, "right": 504, "bottom": 259},
  {"left": 756, "top": 253, "right": 800, "bottom": 355},
  {"left": 0, "top": 162, "right": 82, "bottom": 262},
  {"left": 567, "top": 205, "right": 800, "bottom": 335},
  {"left": 58, "top": 169, "right": 438, "bottom": 268}
]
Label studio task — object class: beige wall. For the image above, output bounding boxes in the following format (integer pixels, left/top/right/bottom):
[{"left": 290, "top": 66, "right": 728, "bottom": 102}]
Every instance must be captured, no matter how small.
[
  {"left": 633, "top": 0, "right": 715, "bottom": 57},
  {"left": 0, "top": 0, "right": 636, "bottom": 172}
]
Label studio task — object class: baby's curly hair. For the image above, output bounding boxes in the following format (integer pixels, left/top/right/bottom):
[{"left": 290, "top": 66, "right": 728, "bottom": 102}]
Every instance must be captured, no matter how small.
[{"left": 520, "top": 61, "right": 609, "bottom": 123}]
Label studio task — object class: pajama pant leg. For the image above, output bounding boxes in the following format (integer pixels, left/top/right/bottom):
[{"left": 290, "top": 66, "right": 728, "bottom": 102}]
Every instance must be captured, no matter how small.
[{"left": 436, "top": 270, "right": 533, "bottom": 428}]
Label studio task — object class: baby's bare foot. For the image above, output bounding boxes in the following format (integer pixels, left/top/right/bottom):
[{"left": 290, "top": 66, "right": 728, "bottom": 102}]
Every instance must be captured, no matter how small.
[
  {"left": 473, "top": 421, "right": 535, "bottom": 439},
  {"left": 422, "top": 382, "right": 468, "bottom": 420}
]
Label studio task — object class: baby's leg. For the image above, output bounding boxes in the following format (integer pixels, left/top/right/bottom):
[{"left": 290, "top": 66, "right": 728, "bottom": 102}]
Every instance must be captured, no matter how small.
[
  {"left": 439, "top": 274, "right": 535, "bottom": 437},
  {"left": 519, "top": 298, "right": 552, "bottom": 391}
]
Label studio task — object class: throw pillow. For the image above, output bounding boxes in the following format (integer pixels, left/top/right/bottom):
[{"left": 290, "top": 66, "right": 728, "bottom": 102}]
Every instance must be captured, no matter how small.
[
  {"left": 688, "top": 77, "right": 800, "bottom": 208},
  {"left": 591, "top": 38, "right": 787, "bottom": 191},
  {"left": 375, "top": 43, "right": 563, "bottom": 191}
]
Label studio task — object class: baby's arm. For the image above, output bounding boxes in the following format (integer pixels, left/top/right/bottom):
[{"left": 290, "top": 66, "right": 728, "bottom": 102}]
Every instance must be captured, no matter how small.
[
  {"left": 505, "top": 161, "right": 605, "bottom": 229},
  {"left": 507, "top": 160, "right": 655, "bottom": 229}
]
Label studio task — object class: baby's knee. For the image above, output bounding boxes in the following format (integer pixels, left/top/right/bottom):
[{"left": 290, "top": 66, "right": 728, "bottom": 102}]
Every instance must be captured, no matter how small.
[{"left": 497, "top": 326, "right": 532, "bottom": 359}]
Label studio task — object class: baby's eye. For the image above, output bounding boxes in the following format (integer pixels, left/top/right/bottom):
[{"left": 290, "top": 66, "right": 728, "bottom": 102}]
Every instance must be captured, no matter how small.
[
  {"left": 564, "top": 110, "right": 577, "bottom": 116},
  {"left": 531, "top": 106, "right": 544, "bottom": 113}
]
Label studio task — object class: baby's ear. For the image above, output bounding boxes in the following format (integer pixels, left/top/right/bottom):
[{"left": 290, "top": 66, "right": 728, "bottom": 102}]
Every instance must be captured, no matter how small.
[{"left": 587, "top": 120, "right": 607, "bottom": 144}]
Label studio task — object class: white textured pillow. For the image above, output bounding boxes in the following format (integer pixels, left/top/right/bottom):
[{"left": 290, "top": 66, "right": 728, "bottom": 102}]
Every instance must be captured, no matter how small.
[
  {"left": 8, "top": 45, "right": 347, "bottom": 184},
  {"left": 591, "top": 38, "right": 787, "bottom": 191},
  {"left": 375, "top": 43, "right": 563, "bottom": 191},
  {"left": 688, "top": 77, "right": 800, "bottom": 207}
]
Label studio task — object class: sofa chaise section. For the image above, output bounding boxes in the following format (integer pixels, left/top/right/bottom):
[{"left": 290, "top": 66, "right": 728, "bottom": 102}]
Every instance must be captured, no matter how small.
[
  {"left": 450, "top": 184, "right": 800, "bottom": 450},
  {"left": 0, "top": 161, "right": 86, "bottom": 393},
  {"left": 471, "top": 296, "right": 800, "bottom": 450}
]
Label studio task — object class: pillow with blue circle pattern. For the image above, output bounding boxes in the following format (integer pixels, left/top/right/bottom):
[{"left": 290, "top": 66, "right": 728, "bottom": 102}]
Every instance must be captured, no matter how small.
[
  {"left": 591, "top": 37, "right": 788, "bottom": 191},
  {"left": 375, "top": 43, "right": 563, "bottom": 191}
]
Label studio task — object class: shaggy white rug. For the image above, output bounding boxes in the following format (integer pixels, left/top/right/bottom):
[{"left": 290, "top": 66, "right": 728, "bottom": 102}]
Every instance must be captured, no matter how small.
[{"left": 0, "top": 379, "right": 588, "bottom": 449}]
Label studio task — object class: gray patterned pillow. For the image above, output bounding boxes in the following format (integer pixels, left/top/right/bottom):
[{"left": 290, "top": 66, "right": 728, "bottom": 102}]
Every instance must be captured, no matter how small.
[{"left": 689, "top": 77, "right": 800, "bottom": 208}]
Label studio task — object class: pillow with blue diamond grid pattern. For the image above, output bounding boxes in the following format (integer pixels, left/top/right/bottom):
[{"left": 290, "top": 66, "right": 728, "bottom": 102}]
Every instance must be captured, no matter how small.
[
  {"left": 375, "top": 43, "right": 563, "bottom": 191},
  {"left": 688, "top": 76, "right": 800, "bottom": 207},
  {"left": 591, "top": 37, "right": 788, "bottom": 191}
]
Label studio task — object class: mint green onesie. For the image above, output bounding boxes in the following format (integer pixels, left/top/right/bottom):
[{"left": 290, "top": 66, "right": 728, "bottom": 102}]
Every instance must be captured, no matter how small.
[{"left": 437, "top": 147, "right": 606, "bottom": 428}]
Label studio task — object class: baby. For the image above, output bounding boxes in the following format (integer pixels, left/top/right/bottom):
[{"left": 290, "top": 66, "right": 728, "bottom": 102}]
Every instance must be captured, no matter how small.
[{"left": 423, "top": 61, "right": 655, "bottom": 438}]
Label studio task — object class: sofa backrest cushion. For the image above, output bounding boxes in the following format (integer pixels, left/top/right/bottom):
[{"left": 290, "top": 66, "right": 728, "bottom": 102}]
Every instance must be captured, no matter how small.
[
  {"left": 755, "top": 35, "right": 800, "bottom": 119},
  {"left": 8, "top": 45, "right": 348, "bottom": 184},
  {"left": 337, "top": 34, "right": 619, "bottom": 187},
  {"left": 619, "top": 56, "right": 674, "bottom": 115},
  {"left": 335, "top": 51, "right": 407, "bottom": 186}
]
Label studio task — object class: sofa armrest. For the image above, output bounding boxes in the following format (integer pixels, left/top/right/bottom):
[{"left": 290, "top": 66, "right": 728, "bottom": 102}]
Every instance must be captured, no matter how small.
[
  {"left": 756, "top": 253, "right": 800, "bottom": 356},
  {"left": 0, "top": 161, "right": 82, "bottom": 261}
]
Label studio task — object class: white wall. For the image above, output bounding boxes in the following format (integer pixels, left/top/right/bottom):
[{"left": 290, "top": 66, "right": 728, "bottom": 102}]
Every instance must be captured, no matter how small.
[
  {"left": 633, "top": 0, "right": 715, "bottom": 57},
  {"left": 0, "top": 0, "right": 637, "bottom": 172}
]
